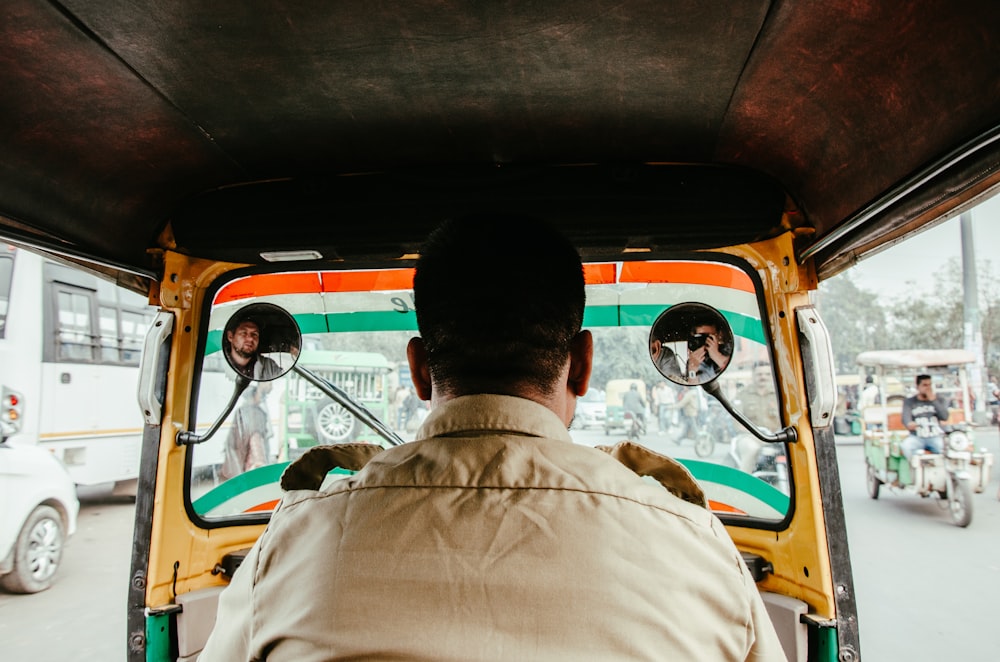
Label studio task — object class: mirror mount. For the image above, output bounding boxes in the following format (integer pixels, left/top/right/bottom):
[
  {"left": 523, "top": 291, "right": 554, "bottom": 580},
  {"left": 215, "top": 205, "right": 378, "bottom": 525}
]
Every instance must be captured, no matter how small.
[
  {"left": 176, "top": 376, "right": 252, "bottom": 446},
  {"left": 701, "top": 379, "right": 797, "bottom": 444}
]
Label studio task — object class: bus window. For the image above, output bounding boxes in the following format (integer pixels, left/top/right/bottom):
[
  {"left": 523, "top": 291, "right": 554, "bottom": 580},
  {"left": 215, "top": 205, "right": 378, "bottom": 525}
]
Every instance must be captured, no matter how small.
[
  {"left": 99, "top": 304, "right": 120, "bottom": 362},
  {"left": 55, "top": 285, "right": 96, "bottom": 362},
  {"left": 120, "top": 309, "right": 150, "bottom": 364},
  {"left": 0, "top": 247, "right": 12, "bottom": 338}
]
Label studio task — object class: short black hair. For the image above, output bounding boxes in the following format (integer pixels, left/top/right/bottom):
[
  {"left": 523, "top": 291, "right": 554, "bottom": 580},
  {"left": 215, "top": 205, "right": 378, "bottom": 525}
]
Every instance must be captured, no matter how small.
[
  {"left": 916, "top": 373, "right": 932, "bottom": 385},
  {"left": 413, "top": 215, "right": 585, "bottom": 396}
]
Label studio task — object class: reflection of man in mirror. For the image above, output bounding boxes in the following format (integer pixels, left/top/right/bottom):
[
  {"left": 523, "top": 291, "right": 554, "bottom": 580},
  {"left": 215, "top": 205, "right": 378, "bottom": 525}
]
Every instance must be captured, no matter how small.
[
  {"left": 219, "top": 382, "right": 273, "bottom": 480},
  {"left": 684, "top": 320, "right": 731, "bottom": 383},
  {"left": 226, "top": 318, "right": 282, "bottom": 380}
]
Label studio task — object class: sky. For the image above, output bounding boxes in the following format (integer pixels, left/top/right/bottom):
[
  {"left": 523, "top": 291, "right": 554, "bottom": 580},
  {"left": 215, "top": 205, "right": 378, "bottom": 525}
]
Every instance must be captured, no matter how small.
[{"left": 844, "top": 193, "right": 1000, "bottom": 300}]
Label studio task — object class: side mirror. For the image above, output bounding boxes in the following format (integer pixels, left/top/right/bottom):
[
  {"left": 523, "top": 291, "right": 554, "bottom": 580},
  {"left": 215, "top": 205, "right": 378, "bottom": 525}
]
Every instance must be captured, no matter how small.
[
  {"left": 648, "top": 302, "right": 733, "bottom": 386},
  {"left": 178, "top": 303, "right": 301, "bottom": 446},
  {"left": 221, "top": 302, "right": 301, "bottom": 381}
]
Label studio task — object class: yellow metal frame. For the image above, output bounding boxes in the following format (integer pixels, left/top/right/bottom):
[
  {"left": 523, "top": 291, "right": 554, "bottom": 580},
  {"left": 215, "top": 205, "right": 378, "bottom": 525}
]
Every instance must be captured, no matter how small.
[{"left": 144, "top": 234, "right": 837, "bottom": 623}]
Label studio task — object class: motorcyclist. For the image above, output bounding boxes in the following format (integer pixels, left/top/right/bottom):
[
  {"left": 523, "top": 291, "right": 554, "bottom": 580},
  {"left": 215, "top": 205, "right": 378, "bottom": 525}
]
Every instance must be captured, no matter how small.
[{"left": 621, "top": 383, "right": 647, "bottom": 435}]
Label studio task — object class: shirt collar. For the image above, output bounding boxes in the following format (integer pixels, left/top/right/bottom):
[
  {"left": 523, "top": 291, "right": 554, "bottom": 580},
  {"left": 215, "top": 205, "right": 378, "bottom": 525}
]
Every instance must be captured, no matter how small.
[{"left": 416, "top": 394, "right": 573, "bottom": 443}]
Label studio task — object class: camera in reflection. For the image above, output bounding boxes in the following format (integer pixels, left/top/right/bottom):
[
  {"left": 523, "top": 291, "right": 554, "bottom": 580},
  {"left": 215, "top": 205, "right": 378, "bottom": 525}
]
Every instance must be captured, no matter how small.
[{"left": 687, "top": 333, "right": 709, "bottom": 351}]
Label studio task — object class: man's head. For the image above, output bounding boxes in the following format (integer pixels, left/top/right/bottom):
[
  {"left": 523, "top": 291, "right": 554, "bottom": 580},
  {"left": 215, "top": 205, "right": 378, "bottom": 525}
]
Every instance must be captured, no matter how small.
[
  {"left": 752, "top": 362, "right": 773, "bottom": 392},
  {"left": 865, "top": 375, "right": 874, "bottom": 385},
  {"left": 916, "top": 373, "right": 934, "bottom": 399},
  {"left": 692, "top": 323, "right": 718, "bottom": 336},
  {"left": 408, "top": 215, "right": 590, "bottom": 407},
  {"left": 227, "top": 319, "right": 261, "bottom": 364}
]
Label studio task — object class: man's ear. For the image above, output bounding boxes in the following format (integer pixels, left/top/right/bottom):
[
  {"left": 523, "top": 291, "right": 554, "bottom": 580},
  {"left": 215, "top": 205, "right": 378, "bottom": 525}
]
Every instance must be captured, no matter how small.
[
  {"left": 406, "top": 337, "right": 433, "bottom": 401},
  {"left": 568, "top": 330, "right": 593, "bottom": 397}
]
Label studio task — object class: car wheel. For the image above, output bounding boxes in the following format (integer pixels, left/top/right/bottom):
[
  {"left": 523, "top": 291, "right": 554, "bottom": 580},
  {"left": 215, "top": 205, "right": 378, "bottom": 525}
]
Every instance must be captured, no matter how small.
[
  {"left": 313, "top": 400, "right": 357, "bottom": 443},
  {"left": 0, "top": 505, "right": 65, "bottom": 594}
]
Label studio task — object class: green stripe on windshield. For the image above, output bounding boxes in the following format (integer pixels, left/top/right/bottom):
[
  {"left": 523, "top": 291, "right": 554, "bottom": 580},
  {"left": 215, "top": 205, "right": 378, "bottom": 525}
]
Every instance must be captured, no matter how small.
[
  {"left": 207, "top": 305, "right": 764, "bottom": 353},
  {"left": 192, "top": 462, "right": 355, "bottom": 515},
  {"left": 679, "top": 459, "right": 790, "bottom": 513},
  {"left": 590, "top": 305, "right": 765, "bottom": 344}
]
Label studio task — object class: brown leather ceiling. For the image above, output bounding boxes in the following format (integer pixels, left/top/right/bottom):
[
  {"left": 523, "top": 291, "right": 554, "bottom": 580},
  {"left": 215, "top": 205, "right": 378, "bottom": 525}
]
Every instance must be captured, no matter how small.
[{"left": 1, "top": 1, "right": 998, "bottom": 286}]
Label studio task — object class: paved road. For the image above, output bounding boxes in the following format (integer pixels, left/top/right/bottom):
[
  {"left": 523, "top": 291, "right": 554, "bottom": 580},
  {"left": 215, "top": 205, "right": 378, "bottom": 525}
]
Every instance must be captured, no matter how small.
[
  {"left": 2, "top": 432, "right": 999, "bottom": 661},
  {"left": 0, "top": 489, "right": 134, "bottom": 662},
  {"left": 834, "top": 439, "right": 1000, "bottom": 662}
]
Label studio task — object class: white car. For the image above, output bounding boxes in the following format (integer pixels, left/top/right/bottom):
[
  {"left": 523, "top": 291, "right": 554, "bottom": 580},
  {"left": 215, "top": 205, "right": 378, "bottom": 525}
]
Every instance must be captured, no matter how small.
[
  {"left": 573, "top": 388, "right": 607, "bottom": 430},
  {"left": 0, "top": 442, "right": 79, "bottom": 593}
]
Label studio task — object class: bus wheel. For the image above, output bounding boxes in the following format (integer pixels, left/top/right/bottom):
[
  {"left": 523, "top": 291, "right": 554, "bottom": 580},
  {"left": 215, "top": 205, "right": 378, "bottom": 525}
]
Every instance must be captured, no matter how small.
[
  {"left": 1, "top": 506, "right": 65, "bottom": 594},
  {"left": 312, "top": 400, "right": 357, "bottom": 443}
]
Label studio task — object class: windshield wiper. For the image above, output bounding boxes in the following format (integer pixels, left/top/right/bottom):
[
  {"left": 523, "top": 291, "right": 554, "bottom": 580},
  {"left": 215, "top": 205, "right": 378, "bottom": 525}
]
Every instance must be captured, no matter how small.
[{"left": 292, "top": 365, "right": 405, "bottom": 447}]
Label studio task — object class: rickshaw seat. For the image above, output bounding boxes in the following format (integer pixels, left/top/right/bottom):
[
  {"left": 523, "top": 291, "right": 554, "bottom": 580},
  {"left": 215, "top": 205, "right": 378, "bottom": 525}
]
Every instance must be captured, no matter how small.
[
  {"left": 886, "top": 412, "right": 904, "bottom": 431},
  {"left": 175, "top": 586, "right": 224, "bottom": 661}
]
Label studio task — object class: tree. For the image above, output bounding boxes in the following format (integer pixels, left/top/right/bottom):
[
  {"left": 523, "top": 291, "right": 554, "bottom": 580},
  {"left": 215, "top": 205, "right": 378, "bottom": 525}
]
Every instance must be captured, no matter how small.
[
  {"left": 813, "top": 273, "right": 888, "bottom": 374},
  {"left": 589, "top": 327, "right": 662, "bottom": 392},
  {"left": 886, "top": 257, "right": 999, "bottom": 380}
]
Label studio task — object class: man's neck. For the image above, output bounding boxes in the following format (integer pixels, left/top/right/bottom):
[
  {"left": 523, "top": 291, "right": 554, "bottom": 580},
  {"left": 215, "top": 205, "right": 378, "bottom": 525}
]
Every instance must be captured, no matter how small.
[{"left": 431, "top": 383, "right": 573, "bottom": 428}]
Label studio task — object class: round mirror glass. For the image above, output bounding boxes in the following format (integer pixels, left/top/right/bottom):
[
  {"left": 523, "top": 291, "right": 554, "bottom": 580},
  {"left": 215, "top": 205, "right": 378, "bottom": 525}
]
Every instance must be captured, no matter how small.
[
  {"left": 222, "top": 302, "right": 301, "bottom": 381},
  {"left": 649, "top": 302, "right": 734, "bottom": 386}
]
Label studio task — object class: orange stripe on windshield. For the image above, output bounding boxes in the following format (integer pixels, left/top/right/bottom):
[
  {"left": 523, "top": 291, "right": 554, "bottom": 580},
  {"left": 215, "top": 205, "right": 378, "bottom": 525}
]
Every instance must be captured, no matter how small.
[
  {"left": 708, "top": 500, "right": 748, "bottom": 515},
  {"left": 321, "top": 269, "right": 415, "bottom": 292},
  {"left": 244, "top": 500, "right": 280, "bottom": 513},
  {"left": 215, "top": 261, "right": 747, "bottom": 302},
  {"left": 214, "top": 269, "right": 416, "bottom": 303},
  {"left": 583, "top": 263, "right": 617, "bottom": 284},
  {"left": 619, "top": 262, "right": 754, "bottom": 292},
  {"left": 215, "top": 273, "right": 324, "bottom": 303}
]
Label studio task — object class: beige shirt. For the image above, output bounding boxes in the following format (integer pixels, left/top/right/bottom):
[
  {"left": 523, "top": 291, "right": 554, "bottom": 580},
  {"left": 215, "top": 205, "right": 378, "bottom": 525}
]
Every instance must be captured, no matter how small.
[{"left": 202, "top": 394, "right": 783, "bottom": 661}]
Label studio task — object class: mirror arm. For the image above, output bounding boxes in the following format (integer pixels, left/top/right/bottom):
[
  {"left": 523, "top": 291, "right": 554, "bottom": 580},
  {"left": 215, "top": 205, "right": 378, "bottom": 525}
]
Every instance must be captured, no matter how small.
[
  {"left": 292, "top": 365, "right": 405, "bottom": 447},
  {"left": 176, "top": 377, "right": 252, "bottom": 446},
  {"left": 702, "top": 380, "right": 797, "bottom": 444}
]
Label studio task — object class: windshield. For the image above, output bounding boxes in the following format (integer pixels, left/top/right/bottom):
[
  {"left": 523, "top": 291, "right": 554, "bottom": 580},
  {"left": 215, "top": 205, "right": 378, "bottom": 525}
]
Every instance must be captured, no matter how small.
[{"left": 189, "top": 257, "right": 788, "bottom": 524}]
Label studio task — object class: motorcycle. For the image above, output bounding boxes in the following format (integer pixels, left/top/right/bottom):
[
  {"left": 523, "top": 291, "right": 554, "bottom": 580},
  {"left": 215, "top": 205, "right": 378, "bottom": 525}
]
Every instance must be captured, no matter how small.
[
  {"left": 661, "top": 413, "right": 716, "bottom": 458},
  {"left": 865, "top": 424, "right": 992, "bottom": 527},
  {"left": 624, "top": 410, "right": 647, "bottom": 439},
  {"left": 726, "top": 431, "right": 789, "bottom": 495}
]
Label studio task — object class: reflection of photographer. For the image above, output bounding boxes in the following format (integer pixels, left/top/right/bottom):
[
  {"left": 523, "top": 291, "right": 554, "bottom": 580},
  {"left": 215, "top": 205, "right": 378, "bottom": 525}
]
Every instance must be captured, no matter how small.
[
  {"left": 649, "top": 304, "right": 735, "bottom": 386},
  {"left": 685, "top": 321, "right": 731, "bottom": 383}
]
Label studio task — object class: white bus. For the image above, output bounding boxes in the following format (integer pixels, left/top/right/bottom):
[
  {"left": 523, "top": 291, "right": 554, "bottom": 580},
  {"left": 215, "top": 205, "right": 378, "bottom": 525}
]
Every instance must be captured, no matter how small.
[{"left": 0, "top": 244, "right": 155, "bottom": 492}]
